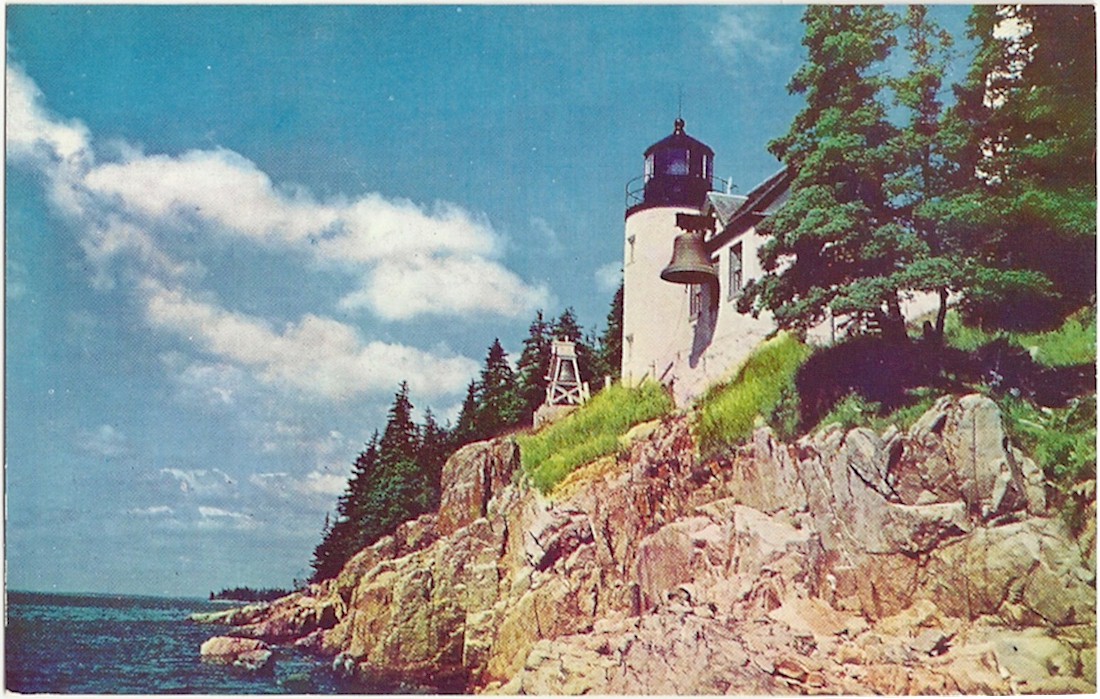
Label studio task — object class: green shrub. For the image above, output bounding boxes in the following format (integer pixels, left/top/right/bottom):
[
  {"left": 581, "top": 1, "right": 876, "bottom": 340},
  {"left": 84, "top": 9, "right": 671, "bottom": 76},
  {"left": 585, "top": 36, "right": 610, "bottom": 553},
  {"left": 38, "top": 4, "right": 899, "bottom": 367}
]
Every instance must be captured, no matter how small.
[
  {"left": 999, "top": 393, "right": 1096, "bottom": 533},
  {"left": 944, "top": 306, "right": 1096, "bottom": 367},
  {"left": 695, "top": 333, "right": 812, "bottom": 457},
  {"left": 815, "top": 388, "right": 939, "bottom": 435},
  {"left": 518, "top": 381, "right": 673, "bottom": 493}
]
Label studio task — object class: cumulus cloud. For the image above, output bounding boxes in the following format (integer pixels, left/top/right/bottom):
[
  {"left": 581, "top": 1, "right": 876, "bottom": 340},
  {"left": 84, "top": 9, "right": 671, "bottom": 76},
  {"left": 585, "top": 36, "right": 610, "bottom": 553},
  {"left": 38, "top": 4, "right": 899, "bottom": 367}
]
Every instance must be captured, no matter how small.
[
  {"left": 78, "top": 424, "right": 128, "bottom": 458},
  {"left": 142, "top": 280, "right": 478, "bottom": 400},
  {"left": 340, "top": 254, "right": 550, "bottom": 321},
  {"left": 8, "top": 60, "right": 545, "bottom": 323},
  {"left": 6, "top": 63, "right": 542, "bottom": 408},
  {"left": 6, "top": 64, "right": 91, "bottom": 165}
]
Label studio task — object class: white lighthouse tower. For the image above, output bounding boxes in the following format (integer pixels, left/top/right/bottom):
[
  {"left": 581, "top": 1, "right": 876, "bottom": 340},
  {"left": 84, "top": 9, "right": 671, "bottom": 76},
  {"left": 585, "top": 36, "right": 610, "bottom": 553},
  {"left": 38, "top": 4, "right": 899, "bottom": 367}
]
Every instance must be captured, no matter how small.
[{"left": 620, "top": 118, "right": 720, "bottom": 387}]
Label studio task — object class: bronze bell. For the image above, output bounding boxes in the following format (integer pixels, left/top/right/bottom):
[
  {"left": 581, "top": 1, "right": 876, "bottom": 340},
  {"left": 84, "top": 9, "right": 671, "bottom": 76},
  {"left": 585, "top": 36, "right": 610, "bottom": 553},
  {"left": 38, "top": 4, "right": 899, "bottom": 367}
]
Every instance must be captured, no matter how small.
[{"left": 660, "top": 231, "right": 718, "bottom": 285}]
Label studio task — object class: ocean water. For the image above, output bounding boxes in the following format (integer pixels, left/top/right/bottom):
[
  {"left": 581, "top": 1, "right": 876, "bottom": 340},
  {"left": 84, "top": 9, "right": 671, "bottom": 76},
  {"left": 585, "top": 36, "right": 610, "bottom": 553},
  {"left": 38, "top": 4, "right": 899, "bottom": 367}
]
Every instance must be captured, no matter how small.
[{"left": 5, "top": 591, "right": 362, "bottom": 694}]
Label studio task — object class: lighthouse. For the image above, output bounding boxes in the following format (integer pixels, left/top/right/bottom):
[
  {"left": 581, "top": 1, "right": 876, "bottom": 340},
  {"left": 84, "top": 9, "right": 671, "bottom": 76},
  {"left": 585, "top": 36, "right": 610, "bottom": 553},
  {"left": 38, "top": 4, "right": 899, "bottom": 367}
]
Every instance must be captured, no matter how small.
[{"left": 620, "top": 118, "right": 721, "bottom": 387}]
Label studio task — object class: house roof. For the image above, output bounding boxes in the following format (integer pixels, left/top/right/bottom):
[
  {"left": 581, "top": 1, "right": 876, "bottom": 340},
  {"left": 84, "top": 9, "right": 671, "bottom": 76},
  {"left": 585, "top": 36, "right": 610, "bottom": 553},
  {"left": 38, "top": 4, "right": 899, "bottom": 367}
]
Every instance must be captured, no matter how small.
[
  {"left": 705, "top": 167, "right": 792, "bottom": 253},
  {"left": 703, "top": 192, "right": 748, "bottom": 229}
]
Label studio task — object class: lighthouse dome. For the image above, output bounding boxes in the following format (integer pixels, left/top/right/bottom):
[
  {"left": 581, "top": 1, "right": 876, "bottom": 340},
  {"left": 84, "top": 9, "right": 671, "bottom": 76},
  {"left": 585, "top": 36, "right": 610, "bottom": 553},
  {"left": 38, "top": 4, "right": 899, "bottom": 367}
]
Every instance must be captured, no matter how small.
[{"left": 628, "top": 118, "right": 715, "bottom": 214}]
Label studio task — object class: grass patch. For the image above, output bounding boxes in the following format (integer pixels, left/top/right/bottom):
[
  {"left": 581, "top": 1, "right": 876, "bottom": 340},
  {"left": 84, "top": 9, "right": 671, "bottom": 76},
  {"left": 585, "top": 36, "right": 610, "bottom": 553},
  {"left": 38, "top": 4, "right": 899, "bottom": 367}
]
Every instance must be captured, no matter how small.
[
  {"left": 944, "top": 306, "right": 1096, "bottom": 367},
  {"left": 815, "top": 388, "right": 940, "bottom": 435},
  {"left": 998, "top": 393, "right": 1097, "bottom": 533},
  {"left": 517, "top": 381, "right": 673, "bottom": 494},
  {"left": 695, "top": 332, "right": 812, "bottom": 457}
]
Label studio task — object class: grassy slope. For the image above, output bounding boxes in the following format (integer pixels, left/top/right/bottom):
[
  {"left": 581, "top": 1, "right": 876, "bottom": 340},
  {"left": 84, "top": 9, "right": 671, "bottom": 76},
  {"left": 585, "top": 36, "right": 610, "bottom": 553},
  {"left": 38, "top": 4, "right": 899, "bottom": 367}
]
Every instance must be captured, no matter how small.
[
  {"left": 695, "top": 332, "right": 811, "bottom": 458},
  {"left": 517, "top": 382, "right": 673, "bottom": 494}
]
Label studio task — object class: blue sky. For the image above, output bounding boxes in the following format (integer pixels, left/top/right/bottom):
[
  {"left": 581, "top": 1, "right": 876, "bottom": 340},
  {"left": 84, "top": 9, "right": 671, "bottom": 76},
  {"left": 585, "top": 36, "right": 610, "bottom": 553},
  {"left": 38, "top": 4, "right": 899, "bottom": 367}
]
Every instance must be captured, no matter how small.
[{"left": 6, "top": 5, "right": 972, "bottom": 597}]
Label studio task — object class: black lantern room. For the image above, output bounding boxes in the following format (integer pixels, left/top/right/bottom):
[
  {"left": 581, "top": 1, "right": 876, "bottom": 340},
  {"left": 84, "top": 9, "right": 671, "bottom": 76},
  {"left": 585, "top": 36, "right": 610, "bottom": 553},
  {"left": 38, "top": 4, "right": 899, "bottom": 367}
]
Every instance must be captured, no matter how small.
[{"left": 628, "top": 118, "right": 715, "bottom": 214}]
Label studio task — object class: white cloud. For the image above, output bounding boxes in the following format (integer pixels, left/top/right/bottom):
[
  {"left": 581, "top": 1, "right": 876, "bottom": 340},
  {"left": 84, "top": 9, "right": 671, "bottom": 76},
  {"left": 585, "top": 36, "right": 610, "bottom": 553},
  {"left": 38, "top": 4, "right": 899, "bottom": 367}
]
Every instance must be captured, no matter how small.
[
  {"left": 530, "top": 217, "right": 563, "bottom": 256},
  {"left": 142, "top": 280, "right": 478, "bottom": 400},
  {"left": 161, "top": 356, "right": 248, "bottom": 408},
  {"left": 74, "top": 119, "right": 543, "bottom": 323},
  {"left": 127, "top": 505, "right": 174, "bottom": 517},
  {"left": 197, "top": 505, "right": 257, "bottom": 530},
  {"left": 341, "top": 254, "right": 551, "bottom": 321},
  {"left": 160, "top": 467, "right": 235, "bottom": 497},
  {"left": 594, "top": 261, "right": 622, "bottom": 293},
  {"left": 6, "top": 64, "right": 92, "bottom": 165},
  {"left": 711, "top": 8, "right": 786, "bottom": 69},
  {"left": 250, "top": 470, "right": 348, "bottom": 499},
  {"left": 78, "top": 424, "right": 128, "bottom": 458},
  {"left": 84, "top": 149, "right": 340, "bottom": 245}
]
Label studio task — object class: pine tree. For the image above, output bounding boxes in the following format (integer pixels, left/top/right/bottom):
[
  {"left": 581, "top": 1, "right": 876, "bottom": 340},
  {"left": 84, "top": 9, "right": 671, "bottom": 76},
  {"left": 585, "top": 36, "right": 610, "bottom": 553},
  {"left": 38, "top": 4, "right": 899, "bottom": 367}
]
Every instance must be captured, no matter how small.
[
  {"left": 931, "top": 5, "right": 1095, "bottom": 330},
  {"left": 595, "top": 283, "right": 624, "bottom": 381},
  {"left": 419, "top": 407, "right": 450, "bottom": 506},
  {"left": 379, "top": 382, "right": 419, "bottom": 467},
  {"left": 515, "top": 311, "right": 552, "bottom": 421},
  {"left": 475, "top": 339, "right": 521, "bottom": 436},
  {"left": 887, "top": 5, "right": 959, "bottom": 341},
  {"left": 551, "top": 308, "right": 597, "bottom": 383},
  {"left": 452, "top": 380, "right": 481, "bottom": 446},
  {"left": 739, "top": 6, "right": 911, "bottom": 341}
]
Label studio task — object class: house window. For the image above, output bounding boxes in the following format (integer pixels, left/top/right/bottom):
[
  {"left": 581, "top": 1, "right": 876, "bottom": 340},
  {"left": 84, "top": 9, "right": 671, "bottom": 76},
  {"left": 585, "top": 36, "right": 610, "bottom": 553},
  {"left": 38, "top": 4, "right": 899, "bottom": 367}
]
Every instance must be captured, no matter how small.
[
  {"left": 644, "top": 155, "right": 654, "bottom": 183},
  {"left": 627, "top": 235, "right": 636, "bottom": 264},
  {"left": 689, "top": 283, "right": 704, "bottom": 319},
  {"left": 728, "top": 242, "right": 743, "bottom": 300},
  {"left": 658, "top": 148, "right": 690, "bottom": 176}
]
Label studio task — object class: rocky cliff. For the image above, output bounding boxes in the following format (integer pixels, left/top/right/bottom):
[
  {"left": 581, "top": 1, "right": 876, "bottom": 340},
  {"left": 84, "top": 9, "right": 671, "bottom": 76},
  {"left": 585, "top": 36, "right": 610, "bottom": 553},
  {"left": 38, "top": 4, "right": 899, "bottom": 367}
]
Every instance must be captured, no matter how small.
[{"left": 197, "top": 394, "right": 1096, "bottom": 693}]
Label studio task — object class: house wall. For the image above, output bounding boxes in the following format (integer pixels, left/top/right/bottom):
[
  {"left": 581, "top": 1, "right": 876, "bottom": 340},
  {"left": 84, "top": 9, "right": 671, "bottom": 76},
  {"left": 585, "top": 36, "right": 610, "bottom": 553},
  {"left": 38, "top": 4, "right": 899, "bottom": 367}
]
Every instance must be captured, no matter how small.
[{"left": 622, "top": 197, "right": 943, "bottom": 407}]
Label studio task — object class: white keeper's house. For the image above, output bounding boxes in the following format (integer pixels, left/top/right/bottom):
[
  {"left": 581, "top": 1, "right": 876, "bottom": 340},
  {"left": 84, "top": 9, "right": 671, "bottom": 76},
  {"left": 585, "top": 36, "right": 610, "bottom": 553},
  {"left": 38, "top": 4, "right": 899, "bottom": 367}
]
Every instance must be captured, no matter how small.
[{"left": 620, "top": 119, "right": 926, "bottom": 404}]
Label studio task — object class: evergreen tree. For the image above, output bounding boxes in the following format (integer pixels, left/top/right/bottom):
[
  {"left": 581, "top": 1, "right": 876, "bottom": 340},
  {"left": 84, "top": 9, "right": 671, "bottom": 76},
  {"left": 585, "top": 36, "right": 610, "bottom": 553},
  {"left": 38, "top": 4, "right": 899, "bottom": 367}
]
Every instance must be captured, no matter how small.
[
  {"left": 452, "top": 380, "right": 481, "bottom": 446},
  {"left": 943, "top": 5, "right": 1096, "bottom": 328},
  {"left": 595, "top": 283, "right": 624, "bottom": 381},
  {"left": 739, "top": 6, "right": 911, "bottom": 341},
  {"left": 551, "top": 307, "right": 597, "bottom": 383},
  {"left": 309, "top": 433, "right": 381, "bottom": 582},
  {"left": 379, "top": 382, "right": 419, "bottom": 467},
  {"left": 886, "top": 5, "right": 960, "bottom": 341},
  {"left": 475, "top": 338, "right": 521, "bottom": 436},
  {"left": 419, "top": 407, "right": 450, "bottom": 505},
  {"left": 515, "top": 311, "right": 552, "bottom": 421}
]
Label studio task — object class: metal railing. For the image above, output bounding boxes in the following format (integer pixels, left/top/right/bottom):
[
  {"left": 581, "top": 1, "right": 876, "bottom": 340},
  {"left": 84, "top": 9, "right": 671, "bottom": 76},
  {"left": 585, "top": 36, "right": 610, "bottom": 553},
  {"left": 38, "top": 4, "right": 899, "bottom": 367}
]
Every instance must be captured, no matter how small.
[{"left": 625, "top": 174, "right": 731, "bottom": 208}]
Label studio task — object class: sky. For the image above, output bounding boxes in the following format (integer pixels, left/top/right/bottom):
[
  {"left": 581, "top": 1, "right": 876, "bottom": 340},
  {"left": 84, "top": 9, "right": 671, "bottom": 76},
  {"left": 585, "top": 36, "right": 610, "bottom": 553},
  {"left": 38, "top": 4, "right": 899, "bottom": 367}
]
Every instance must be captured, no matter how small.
[{"left": 5, "top": 5, "right": 973, "bottom": 597}]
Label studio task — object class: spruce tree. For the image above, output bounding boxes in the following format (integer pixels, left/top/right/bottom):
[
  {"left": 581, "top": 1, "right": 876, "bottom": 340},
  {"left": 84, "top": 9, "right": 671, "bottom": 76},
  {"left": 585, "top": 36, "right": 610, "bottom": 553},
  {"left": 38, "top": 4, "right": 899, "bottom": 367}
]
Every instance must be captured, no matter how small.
[
  {"left": 418, "top": 407, "right": 450, "bottom": 505},
  {"left": 453, "top": 380, "right": 481, "bottom": 446},
  {"left": 739, "top": 6, "right": 911, "bottom": 341},
  {"left": 595, "top": 283, "right": 624, "bottom": 381},
  {"left": 515, "top": 311, "right": 552, "bottom": 421},
  {"left": 309, "top": 433, "right": 381, "bottom": 582},
  {"left": 379, "top": 382, "right": 419, "bottom": 467},
  {"left": 930, "top": 5, "right": 1094, "bottom": 330},
  {"left": 887, "top": 5, "right": 959, "bottom": 341},
  {"left": 551, "top": 308, "right": 596, "bottom": 383},
  {"left": 475, "top": 339, "right": 521, "bottom": 436}
]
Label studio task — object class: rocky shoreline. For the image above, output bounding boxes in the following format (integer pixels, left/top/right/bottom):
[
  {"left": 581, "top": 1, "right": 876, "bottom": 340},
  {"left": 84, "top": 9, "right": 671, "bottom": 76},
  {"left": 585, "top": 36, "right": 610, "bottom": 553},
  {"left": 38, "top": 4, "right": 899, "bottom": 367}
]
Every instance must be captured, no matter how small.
[{"left": 193, "top": 394, "right": 1096, "bottom": 693}]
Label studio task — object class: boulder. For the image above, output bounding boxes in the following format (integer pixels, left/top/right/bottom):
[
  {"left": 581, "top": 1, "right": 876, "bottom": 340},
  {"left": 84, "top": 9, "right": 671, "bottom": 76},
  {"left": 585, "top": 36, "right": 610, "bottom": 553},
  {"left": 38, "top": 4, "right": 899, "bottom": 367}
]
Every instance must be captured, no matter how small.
[{"left": 199, "top": 636, "right": 273, "bottom": 671}]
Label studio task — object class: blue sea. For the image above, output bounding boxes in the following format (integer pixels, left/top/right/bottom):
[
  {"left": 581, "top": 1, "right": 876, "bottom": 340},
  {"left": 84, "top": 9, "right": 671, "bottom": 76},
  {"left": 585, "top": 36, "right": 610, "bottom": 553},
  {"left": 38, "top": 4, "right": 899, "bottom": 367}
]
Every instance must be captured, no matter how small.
[{"left": 5, "top": 591, "right": 362, "bottom": 694}]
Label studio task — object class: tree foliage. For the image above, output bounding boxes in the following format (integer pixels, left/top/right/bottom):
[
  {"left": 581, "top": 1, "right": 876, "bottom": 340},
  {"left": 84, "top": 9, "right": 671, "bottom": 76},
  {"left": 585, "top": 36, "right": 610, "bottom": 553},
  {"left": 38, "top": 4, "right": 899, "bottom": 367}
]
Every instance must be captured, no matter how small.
[
  {"left": 309, "top": 386, "right": 446, "bottom": 582},
  {"left": 741, "top": 4, "right": 1096, "bottom": 340},
  {"left": 740, "top": 6, "right": 911, "bottom": 341},
  {"left": 935, "top": 5, "right": 1096, "bottom": 330}
]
